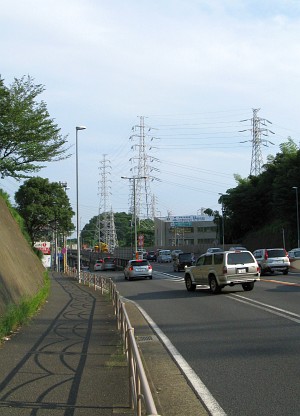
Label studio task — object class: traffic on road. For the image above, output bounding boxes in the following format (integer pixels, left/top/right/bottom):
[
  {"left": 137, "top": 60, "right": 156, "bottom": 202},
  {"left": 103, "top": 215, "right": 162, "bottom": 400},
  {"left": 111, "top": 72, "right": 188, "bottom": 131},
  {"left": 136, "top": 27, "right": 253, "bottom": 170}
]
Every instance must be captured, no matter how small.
[{"left": 107, "top": 258, "right": 300, "bottom": 416}]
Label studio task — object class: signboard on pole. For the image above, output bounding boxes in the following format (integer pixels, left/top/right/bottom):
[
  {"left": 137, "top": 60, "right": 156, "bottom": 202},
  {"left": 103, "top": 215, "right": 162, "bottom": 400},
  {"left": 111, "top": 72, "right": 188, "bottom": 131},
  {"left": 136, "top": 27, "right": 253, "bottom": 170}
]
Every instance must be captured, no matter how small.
[
  {"left": 34, "top": 241, "right": 51, "bottom": 255},
  {"left": 138, "top": 234, "right": 144, "bottom": 247}
]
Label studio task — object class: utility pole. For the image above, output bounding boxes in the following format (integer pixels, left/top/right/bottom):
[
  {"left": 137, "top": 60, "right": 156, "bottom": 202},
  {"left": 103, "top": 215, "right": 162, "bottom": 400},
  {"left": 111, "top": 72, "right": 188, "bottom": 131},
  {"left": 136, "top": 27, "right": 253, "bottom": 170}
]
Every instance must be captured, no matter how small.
[{"left": 59, "top": 181, "right": 70, "bottom": 273}]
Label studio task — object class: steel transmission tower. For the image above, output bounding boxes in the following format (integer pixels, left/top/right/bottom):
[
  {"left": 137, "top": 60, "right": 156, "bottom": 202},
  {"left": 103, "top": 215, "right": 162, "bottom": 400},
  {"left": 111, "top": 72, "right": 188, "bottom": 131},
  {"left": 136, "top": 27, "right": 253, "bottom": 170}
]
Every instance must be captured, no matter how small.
[
  {"left": 95, "top": 155, "right": 118, "bottom": 253},
  {"left": 240, "top": 108, "right": 275, "bottom": 176},
  {"left": 129, "top": 116, "right": 159, "bottom": 219}
]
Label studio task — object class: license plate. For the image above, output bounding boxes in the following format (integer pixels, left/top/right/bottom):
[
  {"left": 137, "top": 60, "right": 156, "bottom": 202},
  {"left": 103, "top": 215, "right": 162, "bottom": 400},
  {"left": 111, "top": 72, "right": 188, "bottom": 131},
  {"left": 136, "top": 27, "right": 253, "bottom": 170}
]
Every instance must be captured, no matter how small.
[{"left": 237, "top": 268, "right": 246, "bottom": 273}]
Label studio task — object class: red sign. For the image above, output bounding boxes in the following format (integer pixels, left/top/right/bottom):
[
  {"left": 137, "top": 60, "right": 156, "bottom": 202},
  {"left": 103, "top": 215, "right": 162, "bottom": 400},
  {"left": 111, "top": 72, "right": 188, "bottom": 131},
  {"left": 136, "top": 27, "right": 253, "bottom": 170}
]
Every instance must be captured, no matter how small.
[
  {"left": 34, "top": 241, "right": 51, "bottom": 255},
  {"left": 138, "top": 234, "right": 144, "bottom": 247}
]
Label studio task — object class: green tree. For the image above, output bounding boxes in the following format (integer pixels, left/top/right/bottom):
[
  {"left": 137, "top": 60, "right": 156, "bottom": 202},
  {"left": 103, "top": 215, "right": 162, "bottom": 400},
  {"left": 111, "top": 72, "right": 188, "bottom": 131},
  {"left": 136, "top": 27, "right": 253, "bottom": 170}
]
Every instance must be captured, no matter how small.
[
  {"left": 220, "top": 137, "right": 300, "bottom": 247},
  {"left": 15, "top": 177, "right": 75, "bottom": 244},
  {"left": 0, "top": 76, "right": 70, "bottom": 180}
]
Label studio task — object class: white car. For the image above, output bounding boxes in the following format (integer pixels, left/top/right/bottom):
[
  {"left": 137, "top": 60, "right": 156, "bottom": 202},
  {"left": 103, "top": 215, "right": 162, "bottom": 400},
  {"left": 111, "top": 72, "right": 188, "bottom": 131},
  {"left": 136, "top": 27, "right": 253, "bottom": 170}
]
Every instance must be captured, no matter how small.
[
  {"left": 157, "top": 250, "right": 172, "bottom": 263},
  {"left": 206, "top": 247, "right": 223, "bottom": 253},
  {"left": 124, "top": 259, "right": 153, "bottom": 280},
  {"left": 288, "top": 248, "right": 300, "bottom": 259},
  {"left": 185, "top": 250, "right": 260, "bottom": 293}
]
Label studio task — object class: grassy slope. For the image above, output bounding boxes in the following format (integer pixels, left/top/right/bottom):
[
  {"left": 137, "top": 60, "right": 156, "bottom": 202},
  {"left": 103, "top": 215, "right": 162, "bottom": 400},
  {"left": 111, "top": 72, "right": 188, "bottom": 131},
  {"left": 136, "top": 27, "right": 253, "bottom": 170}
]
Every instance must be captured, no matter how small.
[{"left": 0, "top": 197, "right": 45, "bottom": 316}]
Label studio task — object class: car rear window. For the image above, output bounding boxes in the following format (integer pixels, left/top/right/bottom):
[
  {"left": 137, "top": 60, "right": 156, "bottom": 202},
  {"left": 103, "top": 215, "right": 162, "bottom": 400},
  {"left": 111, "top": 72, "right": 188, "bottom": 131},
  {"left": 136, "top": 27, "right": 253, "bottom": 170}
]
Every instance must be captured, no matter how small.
[
  {"left": 131, "top": 260, "right": 148, "bottom": 266},
  {"left": 179, "top": 253, "right": 192, "bottom": 261},
  {"left": 227, "top": 252, "right": 254, "bottom": 265},
  {"left": 104, "top": 258, "right": 115, "bottom": 264},
  {"left": 267, "top": 249, "right": 287, "bottom": 257}
]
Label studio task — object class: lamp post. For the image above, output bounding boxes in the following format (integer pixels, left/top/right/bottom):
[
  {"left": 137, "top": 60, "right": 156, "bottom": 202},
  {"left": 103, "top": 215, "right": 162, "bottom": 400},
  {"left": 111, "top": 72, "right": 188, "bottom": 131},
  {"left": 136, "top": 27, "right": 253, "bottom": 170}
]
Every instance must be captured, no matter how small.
[
  {"left": 121, "top": 176, "right": 146, "bottom": 255},
  {"left": 218, "top": 193, "right": 225, "bottom": 250},
  {"left": 292, "top": 186, "right": 300, "bottom": 248},
  {"left": 76, "top": 126, "right": 86, "bottom": 283}
]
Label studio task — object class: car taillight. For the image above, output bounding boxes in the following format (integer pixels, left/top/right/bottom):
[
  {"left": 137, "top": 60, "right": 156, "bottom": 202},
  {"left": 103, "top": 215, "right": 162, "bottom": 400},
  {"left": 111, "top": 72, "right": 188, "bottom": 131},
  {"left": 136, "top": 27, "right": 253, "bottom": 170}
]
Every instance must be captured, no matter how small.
[
  {"left": 223, "top": 266, "right": 227, "bottom": 274},
  {"left": 148, "top": 265, "right": 152, "bottom": 270},
  {"left": 284, "top": 249, "right": 289, "bottom": 257},
  {"left": 129, "top": 266, "right": 133, "bottom": 271},
  {"left": 264, "top": 251, "right": 268, "bottom": 260}
]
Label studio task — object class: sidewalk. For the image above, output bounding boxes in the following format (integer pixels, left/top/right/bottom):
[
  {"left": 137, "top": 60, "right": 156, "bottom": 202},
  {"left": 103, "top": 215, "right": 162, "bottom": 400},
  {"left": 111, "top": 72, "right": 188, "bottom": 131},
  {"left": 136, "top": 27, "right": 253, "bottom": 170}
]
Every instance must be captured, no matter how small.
[{"left": 0, "top": 272, "right": 133, "bottom": 416}]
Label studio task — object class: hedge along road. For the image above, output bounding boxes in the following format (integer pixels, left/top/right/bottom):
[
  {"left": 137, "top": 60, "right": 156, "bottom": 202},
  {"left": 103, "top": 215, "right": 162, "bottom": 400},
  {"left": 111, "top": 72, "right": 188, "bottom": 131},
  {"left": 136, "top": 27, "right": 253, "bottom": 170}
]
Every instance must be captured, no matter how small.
[{"left": 112, "top": 263, "right": 300, "bottom": 416}]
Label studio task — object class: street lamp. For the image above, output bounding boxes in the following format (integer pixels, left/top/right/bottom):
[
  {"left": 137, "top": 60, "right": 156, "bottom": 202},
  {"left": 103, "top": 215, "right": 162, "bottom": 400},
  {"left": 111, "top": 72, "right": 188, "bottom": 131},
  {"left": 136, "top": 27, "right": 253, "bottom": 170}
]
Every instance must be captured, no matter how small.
[
  {"left": 121, "top": 176, "right": 146, "bottom": 255},
  {"left": 292, "top": 186, "right": 300, "bottom": 248},
  {"left": 76, "top": 126, "right": 86, "bottom": 283},
  {"left": 218, "top": 193, "right": 225, "bottom": 250}
]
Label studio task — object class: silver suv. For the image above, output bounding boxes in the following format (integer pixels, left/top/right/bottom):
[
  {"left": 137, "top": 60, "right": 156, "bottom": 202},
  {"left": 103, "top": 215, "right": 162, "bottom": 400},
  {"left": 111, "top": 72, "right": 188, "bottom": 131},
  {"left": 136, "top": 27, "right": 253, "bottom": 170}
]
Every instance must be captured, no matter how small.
[
  {"left": 185, "top": 250, "right": 260, "bottom": 294},
  {"left": 252, "top": 248, "right": 290, "bottom": 275}
]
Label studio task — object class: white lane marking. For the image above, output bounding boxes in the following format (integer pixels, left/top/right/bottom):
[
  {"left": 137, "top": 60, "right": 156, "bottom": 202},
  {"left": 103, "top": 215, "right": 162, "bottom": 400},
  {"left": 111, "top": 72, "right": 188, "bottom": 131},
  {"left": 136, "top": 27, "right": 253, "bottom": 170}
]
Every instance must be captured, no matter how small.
[
  {"left": 153, "top": 271, "right": 184, "bottom": 282},
  {"left": 228, "top": 294, "right": 300, "bottom": 323},
  {"left": 133, "top": 303, "right": 227, "bottom": 416}
]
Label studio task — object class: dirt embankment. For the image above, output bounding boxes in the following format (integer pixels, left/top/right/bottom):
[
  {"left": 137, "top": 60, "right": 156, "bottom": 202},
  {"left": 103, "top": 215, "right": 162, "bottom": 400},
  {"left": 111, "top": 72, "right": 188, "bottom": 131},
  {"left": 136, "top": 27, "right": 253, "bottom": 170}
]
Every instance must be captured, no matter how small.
[{"left": 0, "top": 197, "right": 45, "bottom": 316}]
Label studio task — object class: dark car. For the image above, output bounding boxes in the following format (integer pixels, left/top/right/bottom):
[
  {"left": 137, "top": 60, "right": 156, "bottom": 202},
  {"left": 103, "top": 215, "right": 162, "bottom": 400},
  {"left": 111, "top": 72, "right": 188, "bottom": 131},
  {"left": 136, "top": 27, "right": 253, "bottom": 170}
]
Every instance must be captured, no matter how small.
[
  {"left": 173, "top": 252, "right": 194, "bottom": 272},
  {"left": 94, "top": 257, "right": 116, "bottom": 271},
  {"left": 147, "top": 251, "right": 157, "bottom": 261}
]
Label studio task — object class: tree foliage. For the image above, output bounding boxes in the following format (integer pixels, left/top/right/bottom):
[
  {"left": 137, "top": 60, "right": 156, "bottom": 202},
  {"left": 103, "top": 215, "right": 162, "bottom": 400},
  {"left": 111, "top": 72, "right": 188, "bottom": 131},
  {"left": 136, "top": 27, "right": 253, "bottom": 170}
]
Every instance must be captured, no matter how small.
[
  {"left": 220, "top": 138, "right": 300, "bottom": 248},
  {"left": 81, "top": 212, "right": 155, "bottom": 248},
  {"left": 0, "top": 76, "right": 70, "bottom": 180},
  {"left": 15, "top": 177, "right": 75, "bottom": 244}
]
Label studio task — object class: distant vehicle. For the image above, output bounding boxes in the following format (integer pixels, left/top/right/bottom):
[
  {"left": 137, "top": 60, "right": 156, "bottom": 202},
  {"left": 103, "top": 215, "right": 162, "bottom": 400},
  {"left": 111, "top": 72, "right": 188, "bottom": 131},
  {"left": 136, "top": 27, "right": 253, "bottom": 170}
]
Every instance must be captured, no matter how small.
[
  {"left": 124, "top": 259, "right": 153, "bottom": 280},
  {"left": 185, "top": 250, "right": 260, "bottom": 294},
  {"left": 94, "top": 257, "right": 116, "bottom": 271},
  {"left": 288, "top": 248, "right": 300, "bottom": 259},
  {"left": 135, "top": 249, "right": 147, "bottom": 259},
  {"left": 252, "top": 248, "right": 290, "bottom": 275},
  {"left": 171, "top": 249, "right": 183, "bottom": 259},
  {"left": 94, "top": 259, "right": 104, "bottom": 271},
  {"left": 147, "top": 251, "right": 157, "bottom": 261},
  {"left": 229, "top": 246, "right": 247, "bottom": 251},
  {"left": 206, "top": 247, "right": 223, "bottom": 253},
  {"left": 157, "top": 250, "right": 172, "bottom": 263},
  {"left": 173, "top": 252, "right": 194, "bottom": 272}
]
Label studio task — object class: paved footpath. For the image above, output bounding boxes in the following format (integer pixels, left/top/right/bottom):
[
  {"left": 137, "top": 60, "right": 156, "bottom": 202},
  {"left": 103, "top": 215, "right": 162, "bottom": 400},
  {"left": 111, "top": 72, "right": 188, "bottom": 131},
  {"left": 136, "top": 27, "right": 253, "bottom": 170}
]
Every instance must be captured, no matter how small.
[{"left": 0, "top": 273, "right": 133, "bottom": 416}]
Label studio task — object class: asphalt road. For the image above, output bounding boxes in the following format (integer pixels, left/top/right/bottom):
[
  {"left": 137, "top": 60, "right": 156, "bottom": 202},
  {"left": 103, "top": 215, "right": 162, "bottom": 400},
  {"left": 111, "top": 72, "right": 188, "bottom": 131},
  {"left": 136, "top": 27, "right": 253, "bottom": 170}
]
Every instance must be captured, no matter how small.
[{"left": 109, "top": 262, "right": 300, "bottom": 416}]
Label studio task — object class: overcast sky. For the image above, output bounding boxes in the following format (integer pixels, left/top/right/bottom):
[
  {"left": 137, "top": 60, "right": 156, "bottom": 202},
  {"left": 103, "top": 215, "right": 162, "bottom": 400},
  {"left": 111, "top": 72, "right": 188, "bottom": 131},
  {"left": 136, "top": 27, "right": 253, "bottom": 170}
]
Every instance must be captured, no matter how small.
[{"left": 1, "top": 0, "right": 300, "bottom": 234}]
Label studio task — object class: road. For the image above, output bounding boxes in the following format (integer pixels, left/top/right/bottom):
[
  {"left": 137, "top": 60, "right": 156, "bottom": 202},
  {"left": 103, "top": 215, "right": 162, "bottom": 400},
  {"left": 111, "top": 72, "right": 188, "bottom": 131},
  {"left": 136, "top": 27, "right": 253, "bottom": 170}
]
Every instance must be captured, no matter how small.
[{"left": 108, "top": 261, "right": 300, "bottom": 416}]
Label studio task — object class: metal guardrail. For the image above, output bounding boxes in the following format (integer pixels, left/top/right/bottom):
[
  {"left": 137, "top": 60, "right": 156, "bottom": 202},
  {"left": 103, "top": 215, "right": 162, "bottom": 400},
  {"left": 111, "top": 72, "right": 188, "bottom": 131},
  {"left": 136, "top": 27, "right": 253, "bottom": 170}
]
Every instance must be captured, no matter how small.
[{"left": 66, "top": 267, "right": 160, "bottom": 416}]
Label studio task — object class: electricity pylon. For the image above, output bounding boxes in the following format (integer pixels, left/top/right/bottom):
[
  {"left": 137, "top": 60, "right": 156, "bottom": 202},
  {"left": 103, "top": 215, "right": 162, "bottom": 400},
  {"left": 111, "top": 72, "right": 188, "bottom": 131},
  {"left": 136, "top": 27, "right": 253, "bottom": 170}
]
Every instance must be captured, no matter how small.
[
  {"left": 129, "top": 115, "right": 159, "bottom": 219},
  {"left": 240, "top": 108, "right": 275, "bottom": 176},
  {"left": 95, "top": 155, "right": 118, "bottom": 253}
]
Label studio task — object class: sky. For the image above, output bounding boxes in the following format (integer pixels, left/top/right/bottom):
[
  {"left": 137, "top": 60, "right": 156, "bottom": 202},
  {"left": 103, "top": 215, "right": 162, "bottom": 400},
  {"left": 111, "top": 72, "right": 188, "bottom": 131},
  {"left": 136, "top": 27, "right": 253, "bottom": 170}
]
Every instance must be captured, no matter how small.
[{"left": 1, "top": 0, "right": 300, "bottom": 236}]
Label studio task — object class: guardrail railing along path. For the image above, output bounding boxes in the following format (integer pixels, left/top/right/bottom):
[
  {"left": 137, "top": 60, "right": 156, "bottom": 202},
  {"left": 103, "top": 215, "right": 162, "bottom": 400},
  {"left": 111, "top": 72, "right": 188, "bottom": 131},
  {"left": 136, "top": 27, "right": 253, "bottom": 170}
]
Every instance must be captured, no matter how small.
[{"left": 65, "top": 267, "right": 160, "bottom": 416}]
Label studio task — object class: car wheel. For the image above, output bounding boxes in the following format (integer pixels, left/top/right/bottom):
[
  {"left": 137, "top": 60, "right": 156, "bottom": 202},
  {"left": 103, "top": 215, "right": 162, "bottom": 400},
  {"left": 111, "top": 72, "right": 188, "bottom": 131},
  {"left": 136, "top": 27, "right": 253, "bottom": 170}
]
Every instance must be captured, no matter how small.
[
  {"left": 283, "top": 268, "right": 289, "bottom": 275},
  {"left": 149, "top": 275, "right": 152, "bottom": 280},
  {"left": 185, "top": 276, "right": 196, "bottom": 292},
  {"left": 258, "top": 265, "right": 265, "bottom": 276},
  {"left": 209, "top": 276, "right": 221, "bottom": 294},
  {"left": 124, "top": 273, "right": 127, "bottom": 280},
  {"left": 242, "top": 282, "right": 254, "bottom": 291}
]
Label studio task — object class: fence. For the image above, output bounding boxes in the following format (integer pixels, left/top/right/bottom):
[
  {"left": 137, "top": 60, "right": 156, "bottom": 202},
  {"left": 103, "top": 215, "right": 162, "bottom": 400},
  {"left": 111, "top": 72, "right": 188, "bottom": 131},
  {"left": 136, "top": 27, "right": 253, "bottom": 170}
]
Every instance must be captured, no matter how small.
[{"left": 66, "top": 267, "right": 160, "bottom": 416}]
